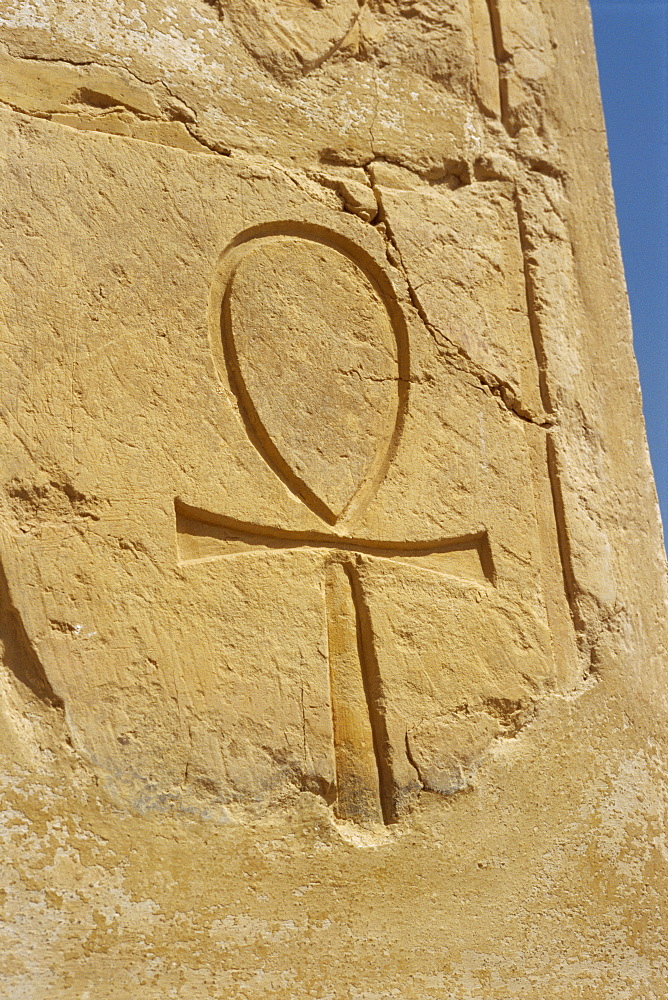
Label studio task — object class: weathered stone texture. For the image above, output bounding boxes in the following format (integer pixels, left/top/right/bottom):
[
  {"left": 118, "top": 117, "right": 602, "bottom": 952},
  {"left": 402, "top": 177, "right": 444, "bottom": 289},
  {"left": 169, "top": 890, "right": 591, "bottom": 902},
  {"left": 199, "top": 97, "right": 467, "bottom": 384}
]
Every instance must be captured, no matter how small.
[{"left": 0, "top": 1, "right": 667, "bottom": 997}]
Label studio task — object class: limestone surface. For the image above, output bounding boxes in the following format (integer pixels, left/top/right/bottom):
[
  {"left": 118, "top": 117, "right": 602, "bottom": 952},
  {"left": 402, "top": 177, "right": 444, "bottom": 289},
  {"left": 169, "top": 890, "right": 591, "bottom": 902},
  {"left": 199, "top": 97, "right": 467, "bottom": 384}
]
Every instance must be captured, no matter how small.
[{"left": 0, "top": 1, "right": 667, "bottom": 997}]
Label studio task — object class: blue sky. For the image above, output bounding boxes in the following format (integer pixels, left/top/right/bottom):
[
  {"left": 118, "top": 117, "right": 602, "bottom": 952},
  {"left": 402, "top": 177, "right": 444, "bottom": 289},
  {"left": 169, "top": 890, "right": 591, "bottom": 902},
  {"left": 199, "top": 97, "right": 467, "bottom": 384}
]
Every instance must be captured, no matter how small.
[{"left": 590, "top": 0, "right": 668, "bottom": 540}]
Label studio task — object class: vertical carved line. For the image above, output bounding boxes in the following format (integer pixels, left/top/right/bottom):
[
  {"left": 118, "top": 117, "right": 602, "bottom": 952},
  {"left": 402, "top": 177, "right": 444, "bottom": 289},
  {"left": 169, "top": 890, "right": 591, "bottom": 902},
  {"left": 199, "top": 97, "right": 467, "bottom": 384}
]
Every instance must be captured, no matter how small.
[
  {"left": 346, "top": 560, "right": 397, "bottom": 825},
  {"left": 524, "top": 424, "right": 581, "bottom": 688},
  {"left": 513, "top": 193, "right": 584, "bottom": 665},
  {"left": 485, "top": 0, "right": 510, "bottom": 129},
  {"left": 514, "top": 190, "right": 554, "bottom": 416},
  {"left": 325, "top": 557, "right": 383, "bottom": 824},
  {"left": 469, "top": 0, "right": 503, "bottom": 119},
  {"left": 545, "top": 432, "right": 588, "bottom": 660},
  {"left": 324, "top": 556, "right": 393, "bottom": 825}
]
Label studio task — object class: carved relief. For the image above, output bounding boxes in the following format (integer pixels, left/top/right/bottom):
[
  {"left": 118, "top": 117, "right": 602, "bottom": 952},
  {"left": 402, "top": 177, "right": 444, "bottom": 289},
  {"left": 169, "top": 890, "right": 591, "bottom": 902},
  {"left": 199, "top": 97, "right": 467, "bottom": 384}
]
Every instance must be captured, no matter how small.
[
  {"left": 217, "top": 0, "right": 364, "bottom": 80},
  {"left": 1, "top": 126, "right": 576, "bottom": 829},
  {"left": 176, "top": 502, "right": 493, "bottom": 823},
  {"left": 469, "top": 0, "right": 502, "bottom": 118},
  {"left": 211, "top": 226, "right": 408, "bottom": 524},
  {"left": 182, "top": 218, "right": 499, "bottom": 823},
  {"left": 166, "top": 207, "right": 562, "bottom": 826}
]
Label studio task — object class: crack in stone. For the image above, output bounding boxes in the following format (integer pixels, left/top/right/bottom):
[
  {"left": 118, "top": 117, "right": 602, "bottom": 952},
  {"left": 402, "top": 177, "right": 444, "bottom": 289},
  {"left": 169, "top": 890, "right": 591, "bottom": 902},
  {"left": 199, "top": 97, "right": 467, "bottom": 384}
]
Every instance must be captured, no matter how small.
[{"left": 361, "top": 164, "right": 553, "bottom": 429}]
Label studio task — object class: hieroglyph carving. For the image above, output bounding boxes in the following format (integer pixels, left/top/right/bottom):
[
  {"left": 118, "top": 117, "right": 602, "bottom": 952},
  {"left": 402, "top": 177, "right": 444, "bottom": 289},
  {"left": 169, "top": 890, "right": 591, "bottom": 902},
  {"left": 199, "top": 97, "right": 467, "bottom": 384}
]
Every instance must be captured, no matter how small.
[
  {"left": 1, "top": 123, "right": 570, "bottom": 829},
  {"left": 189, "top": 224, "right": 492, "bottom": 823},
  {"left": 176, "top": 503, "right": 493, "bottom": 823},
  {"left": 217, "top": 0, "right": 364, "bottom": 80},
  {"left": 211, "top": 226, "right": 408, "bottom": 524}
]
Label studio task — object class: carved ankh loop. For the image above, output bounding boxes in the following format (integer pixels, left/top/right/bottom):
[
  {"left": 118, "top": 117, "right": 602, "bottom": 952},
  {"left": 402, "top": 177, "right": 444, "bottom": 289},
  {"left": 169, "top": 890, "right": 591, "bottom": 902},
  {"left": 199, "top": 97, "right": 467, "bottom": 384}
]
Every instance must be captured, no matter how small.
[{"left": 179, "top": 226, "right": 491, "bottom": 824}]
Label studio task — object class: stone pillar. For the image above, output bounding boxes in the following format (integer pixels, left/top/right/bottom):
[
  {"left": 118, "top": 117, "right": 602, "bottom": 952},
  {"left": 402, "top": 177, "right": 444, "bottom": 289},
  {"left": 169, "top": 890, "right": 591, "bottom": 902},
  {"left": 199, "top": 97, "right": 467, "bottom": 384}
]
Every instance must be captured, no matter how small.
[{"left": 1, "top": 1, "right": 666, "bottom": 995}]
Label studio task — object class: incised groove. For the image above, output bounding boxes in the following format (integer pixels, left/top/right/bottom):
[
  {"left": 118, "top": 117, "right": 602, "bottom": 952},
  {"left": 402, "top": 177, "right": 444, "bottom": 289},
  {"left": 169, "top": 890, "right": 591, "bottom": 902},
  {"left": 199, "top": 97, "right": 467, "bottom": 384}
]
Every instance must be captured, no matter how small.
[
  {"left": 175, "top": 500, "right": 495, "bottom": 585},
  {"left": 210, "top": 222, "right": 409, "bottom": 525},
  {"left": 0, "top": 561, "right": 63, "bottom": 709},
  {"left": 207, "top": 0, "right": 367, "bottom": 83},
  {"left": 176, "top": 496, "right": 491, "bottom": 825},
  {"left": 364, "top": 168, "right": 552, "bottom": 429},
  {"left": 325, "top": 558, "right": 386, "bottom": 825}
]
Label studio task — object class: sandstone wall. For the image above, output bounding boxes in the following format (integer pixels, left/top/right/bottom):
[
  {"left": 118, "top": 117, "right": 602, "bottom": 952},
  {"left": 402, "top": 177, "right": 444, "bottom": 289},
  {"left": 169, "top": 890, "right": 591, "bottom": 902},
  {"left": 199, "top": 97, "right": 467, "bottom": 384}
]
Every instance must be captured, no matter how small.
[{"left": 0, "top": 1, "right": 667, "bottom": 997}]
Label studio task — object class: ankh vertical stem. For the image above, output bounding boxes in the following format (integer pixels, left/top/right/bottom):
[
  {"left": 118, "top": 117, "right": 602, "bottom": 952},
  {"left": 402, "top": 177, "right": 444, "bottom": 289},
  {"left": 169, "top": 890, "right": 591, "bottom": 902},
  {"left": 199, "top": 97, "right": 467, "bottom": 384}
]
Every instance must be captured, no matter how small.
[{"left": 325, "top": 557, "right": 385, "bottom": 825}]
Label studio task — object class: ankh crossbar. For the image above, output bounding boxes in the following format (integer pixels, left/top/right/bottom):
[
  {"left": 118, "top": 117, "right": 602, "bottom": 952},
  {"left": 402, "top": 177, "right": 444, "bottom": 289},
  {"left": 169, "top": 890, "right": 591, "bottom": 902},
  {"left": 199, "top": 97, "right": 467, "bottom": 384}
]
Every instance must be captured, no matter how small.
[{"left": 175, "top": 500, "right": 494, "bottom": 825}]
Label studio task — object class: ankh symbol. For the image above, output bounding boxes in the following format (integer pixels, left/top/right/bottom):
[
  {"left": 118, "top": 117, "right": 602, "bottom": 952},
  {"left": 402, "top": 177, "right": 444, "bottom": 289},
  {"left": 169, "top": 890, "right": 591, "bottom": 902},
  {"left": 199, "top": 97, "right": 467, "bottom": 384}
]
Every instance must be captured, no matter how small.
[
  {"left": 176, "top": 503, "right": 493, "bottom": 825},
  {"left": 179, "top": 227, "right": 491, "bottom": 825}
]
